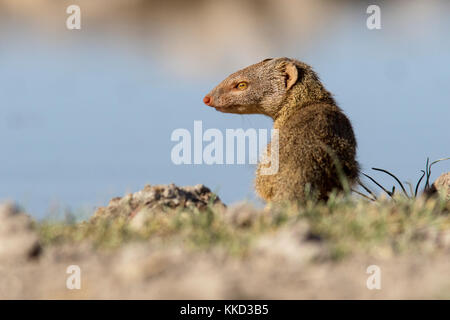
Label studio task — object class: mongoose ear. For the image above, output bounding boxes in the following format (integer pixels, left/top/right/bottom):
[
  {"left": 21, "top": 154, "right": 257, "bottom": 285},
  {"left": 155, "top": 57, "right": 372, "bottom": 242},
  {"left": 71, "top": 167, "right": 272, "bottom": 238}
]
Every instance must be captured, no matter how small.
[{"left": 285, "top": 62, "right": 298, "bottom": 90}]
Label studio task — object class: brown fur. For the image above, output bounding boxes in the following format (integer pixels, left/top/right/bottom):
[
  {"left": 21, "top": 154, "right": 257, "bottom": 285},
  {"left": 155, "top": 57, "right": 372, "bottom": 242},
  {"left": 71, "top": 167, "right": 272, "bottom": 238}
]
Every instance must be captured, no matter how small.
[{"left": 204, "top": 57, "right": 359, "bottom": 202}]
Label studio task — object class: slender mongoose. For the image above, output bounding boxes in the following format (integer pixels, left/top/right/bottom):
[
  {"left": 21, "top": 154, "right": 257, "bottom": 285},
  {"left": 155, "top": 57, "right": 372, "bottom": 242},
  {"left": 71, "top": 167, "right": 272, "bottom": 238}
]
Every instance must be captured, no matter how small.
[{"left": 203, "top": 57, "right": 359, "bottom": 202}]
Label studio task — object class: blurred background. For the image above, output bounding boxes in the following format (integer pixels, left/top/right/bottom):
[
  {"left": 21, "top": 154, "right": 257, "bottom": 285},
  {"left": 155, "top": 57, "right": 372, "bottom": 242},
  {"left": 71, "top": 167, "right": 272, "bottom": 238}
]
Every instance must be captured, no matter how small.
[{"left": 0, "top": 0, "right": 449, "bottom": 218}]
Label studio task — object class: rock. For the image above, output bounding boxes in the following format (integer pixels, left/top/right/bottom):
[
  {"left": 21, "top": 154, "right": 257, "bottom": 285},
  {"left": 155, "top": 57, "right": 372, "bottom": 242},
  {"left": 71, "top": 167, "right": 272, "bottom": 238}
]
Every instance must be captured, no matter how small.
[
  {"left": 0, "top": 202, "right": 41, "bottom": 264},
  {"left": 426, "top": 172, "right": 450, "bottom": 200},
  {"left": 93, "top": 184, "right": 225, "bottom": 219}
]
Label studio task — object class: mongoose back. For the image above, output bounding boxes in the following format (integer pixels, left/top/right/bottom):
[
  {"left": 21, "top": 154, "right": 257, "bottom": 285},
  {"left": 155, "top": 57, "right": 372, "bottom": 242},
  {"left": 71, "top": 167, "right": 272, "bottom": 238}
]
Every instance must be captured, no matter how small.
[{"left": 203, "top": 57, "right": 359, "bottom": 202}]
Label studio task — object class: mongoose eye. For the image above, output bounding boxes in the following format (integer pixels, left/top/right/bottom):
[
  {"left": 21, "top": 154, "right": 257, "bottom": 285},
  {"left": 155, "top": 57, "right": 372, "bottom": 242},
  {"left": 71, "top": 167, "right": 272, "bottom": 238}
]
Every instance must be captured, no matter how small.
[{"left": 236, "top": 82, "right": 248, "bottom": 90}]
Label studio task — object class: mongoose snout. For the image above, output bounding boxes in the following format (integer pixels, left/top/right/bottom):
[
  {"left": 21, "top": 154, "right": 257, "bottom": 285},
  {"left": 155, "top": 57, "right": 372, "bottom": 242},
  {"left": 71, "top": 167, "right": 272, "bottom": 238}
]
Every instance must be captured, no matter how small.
[
  {"left": 203, "top": 95, "right": 212, "bottom": 106},
  {"left": 203, "top": 57, "right": 360, "bottom": 202}
]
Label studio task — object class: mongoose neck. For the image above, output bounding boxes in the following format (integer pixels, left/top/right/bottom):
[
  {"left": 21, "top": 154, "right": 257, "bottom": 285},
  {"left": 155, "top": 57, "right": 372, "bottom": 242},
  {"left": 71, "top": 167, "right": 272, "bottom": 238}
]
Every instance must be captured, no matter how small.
[{"left": 273, "top": 91, "right": 336, "bottom": 128}]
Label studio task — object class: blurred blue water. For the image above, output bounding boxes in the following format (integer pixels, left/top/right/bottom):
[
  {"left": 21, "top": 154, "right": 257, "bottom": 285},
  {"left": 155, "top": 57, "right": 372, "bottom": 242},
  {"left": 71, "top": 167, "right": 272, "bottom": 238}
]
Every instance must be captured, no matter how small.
[{"left": 0, "top": 5, "right": 449, "bottom": 218}]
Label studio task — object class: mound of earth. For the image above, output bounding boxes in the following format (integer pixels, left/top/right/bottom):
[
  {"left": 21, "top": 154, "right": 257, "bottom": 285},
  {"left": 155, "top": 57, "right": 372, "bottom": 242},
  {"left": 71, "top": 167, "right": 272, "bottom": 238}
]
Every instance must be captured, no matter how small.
[
  {"left": 93, "top": 184, "right": 225, "bottom": 219},
  {"left": 0, "top": 202, "right": 41, "bottom": 264}
]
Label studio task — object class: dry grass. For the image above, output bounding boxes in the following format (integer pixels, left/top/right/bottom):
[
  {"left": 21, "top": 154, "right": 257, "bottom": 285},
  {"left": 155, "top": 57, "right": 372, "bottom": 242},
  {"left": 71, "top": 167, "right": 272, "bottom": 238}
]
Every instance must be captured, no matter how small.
[{"left": 37, "top": 193, "right": 450, "bottom": 260}]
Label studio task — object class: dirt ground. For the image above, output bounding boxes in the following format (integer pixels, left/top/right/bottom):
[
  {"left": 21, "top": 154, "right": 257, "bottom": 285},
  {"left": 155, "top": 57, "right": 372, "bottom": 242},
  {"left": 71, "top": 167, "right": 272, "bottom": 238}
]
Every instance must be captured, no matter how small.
[
  {"left": 1, "top": 238, "right": 450, "bottom": 299},
  {"left": 1, "top": 182, "right": 450, "bottom": 299}
]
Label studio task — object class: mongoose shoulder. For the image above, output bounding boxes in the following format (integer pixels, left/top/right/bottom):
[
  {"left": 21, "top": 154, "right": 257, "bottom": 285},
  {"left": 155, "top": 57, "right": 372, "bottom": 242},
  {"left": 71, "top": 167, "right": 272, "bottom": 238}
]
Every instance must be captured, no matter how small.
[{"left": 203, "top": 57, "right": 359, "bottom": 202}]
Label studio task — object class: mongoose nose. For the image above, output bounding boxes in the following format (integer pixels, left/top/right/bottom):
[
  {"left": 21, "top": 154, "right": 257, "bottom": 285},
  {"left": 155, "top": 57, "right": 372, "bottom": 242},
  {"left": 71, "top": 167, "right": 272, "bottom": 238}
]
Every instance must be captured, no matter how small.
[{"left": 203, "top": 95, "right": 212, "bottom": 106}]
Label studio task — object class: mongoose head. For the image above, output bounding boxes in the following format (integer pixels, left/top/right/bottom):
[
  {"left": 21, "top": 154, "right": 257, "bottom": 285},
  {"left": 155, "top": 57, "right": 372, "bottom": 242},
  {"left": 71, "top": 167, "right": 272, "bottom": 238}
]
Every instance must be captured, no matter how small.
[{"left": 203, "top": 57, "right": 333, "bottom": 118}]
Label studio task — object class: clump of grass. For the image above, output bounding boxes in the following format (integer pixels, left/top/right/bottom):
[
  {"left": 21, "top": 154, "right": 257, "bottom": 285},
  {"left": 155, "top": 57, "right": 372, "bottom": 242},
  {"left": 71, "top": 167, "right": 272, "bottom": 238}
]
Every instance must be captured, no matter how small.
[
  {"left": 38, "top": 215, "right": 133, "bottom": 249},
  {"left": 360, "top": 157, "right": 449, "bottom": 200},
  {"left": 37, "top": 191, "right": 450, "bottom": 261},
  {"left": 308, "top": 195, "right": 449, "bottom": 258}
]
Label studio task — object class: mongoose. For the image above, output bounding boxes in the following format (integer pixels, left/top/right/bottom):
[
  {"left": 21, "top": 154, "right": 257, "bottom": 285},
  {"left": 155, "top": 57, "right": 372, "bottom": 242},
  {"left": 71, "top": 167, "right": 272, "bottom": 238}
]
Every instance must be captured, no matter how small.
[{"left": 203, "top": 57, "right": 359, "bottom": 202}]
